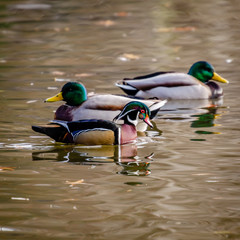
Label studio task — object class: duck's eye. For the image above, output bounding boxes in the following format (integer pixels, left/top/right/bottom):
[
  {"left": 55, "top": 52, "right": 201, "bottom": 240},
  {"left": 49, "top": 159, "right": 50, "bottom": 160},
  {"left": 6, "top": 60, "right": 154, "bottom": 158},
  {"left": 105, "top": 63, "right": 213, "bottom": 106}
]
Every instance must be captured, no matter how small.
[
  {"left": 141, "top": 109, "right": 145, "bottom": 113},
  {"left": 204, "top": 67, "right": 212, "bottom": 73}
]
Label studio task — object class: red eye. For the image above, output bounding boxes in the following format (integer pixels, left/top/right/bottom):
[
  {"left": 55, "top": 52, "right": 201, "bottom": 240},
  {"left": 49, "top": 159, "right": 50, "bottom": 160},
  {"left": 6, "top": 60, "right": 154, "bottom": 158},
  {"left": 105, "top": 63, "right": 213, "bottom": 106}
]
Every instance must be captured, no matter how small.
[{"left": 141, "top": 109, "right": 145, "bottom": 113}]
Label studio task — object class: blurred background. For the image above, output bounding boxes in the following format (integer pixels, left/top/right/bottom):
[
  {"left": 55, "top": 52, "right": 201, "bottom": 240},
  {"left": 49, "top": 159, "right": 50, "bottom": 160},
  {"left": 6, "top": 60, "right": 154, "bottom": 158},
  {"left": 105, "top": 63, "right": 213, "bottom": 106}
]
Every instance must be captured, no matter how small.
[{"left": 0, "top": 0, "right": 240, "bottom": 239}]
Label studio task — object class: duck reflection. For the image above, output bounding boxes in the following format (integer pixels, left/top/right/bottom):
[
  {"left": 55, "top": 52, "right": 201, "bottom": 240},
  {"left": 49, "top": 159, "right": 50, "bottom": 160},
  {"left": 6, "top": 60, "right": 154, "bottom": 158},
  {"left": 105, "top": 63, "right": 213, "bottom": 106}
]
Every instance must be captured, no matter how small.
[
  {"left": 116, "top": 160, "right": 151, "bottom": 176},
  {"left": 191, "top": 106, "right": 220, "bottom": 133},
  {"left": 157, "top": 98, "right": 226, "bottom": 140},
  {"left": 32, "top": 144, "right": 152, "bottom": 176},
  {"left": 159, "top": 98, "right": 223, "bottom": 119}
]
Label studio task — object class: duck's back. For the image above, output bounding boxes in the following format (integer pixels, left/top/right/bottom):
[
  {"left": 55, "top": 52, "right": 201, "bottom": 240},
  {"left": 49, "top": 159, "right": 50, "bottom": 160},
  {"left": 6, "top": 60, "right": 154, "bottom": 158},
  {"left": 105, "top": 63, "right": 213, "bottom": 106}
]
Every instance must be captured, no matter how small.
[
  {"left": 71, "top": 94, "right": 162, "bottom": 121},
  {"left": 124, "top": 73, "right": 201, "bottom": 89},
  {"left": 121, "top": 73, "right": 211, "bottom": 99}
]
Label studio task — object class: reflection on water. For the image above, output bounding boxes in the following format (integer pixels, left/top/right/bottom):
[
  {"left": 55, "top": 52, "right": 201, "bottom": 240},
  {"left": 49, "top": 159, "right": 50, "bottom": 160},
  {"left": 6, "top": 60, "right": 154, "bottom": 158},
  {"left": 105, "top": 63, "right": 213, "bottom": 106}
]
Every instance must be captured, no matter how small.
[
  {"left": 117, "top": 161, "right": 151, "bottom": 176},
  {"left": 191, "top": 107, "right": 218, "bottom": 129},
  {"left": 190, "top": 106, "right": 223, "bottom": 141},
  {"left": 0, "top": 0, "right": 240, "bottom": 239},
  {"left": 160, "top": 98, "right": 223, "bottom": 117},
  {"left": 32, "top": 144, "right": 152, "bottom": 176}
]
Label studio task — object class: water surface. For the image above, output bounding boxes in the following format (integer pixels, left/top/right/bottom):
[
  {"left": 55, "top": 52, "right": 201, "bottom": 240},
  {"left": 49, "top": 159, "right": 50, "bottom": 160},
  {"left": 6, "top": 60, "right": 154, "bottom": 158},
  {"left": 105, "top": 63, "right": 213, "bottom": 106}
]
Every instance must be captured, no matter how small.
[{"left": 0, "top": 0, "right": 240, "bottom": 239}]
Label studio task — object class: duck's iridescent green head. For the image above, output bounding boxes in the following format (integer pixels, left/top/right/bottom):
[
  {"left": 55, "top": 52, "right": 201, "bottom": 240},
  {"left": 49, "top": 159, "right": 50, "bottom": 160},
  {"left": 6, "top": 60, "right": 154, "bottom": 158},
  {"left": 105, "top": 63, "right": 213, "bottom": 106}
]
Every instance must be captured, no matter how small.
[
  {"left": 45, "top": 82, "right": 87, "bottom": 106},
  {"left": 113, "top": 101, "right": 153, "bottom": 127},
  {"left": 188, "top": 61, "right": 229, "bottom": 84}
]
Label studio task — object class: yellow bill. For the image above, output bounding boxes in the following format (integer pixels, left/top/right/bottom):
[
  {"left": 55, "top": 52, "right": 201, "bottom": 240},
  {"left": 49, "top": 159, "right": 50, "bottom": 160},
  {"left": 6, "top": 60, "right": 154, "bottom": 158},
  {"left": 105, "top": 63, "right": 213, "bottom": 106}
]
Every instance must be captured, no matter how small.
[
  {"left": 45, "top": 92, "right": 63, "bottom": 102},
  {"left": 212, "top": 72, "right": 229, "bottom": 84}
]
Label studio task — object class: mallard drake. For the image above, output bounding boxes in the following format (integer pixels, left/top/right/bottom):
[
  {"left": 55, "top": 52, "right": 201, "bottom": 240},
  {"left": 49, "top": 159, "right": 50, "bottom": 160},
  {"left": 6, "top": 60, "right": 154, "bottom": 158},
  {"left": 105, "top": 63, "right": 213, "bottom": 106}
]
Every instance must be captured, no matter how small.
[
  {"left": 44, "top": 82, "right": 166, "bottom": 131},
  {"left": 32, "top": 101, "right": 153, "bottom": 145},
  {"left": 116, "top": 61, "right": 229, "bottom": 100}
]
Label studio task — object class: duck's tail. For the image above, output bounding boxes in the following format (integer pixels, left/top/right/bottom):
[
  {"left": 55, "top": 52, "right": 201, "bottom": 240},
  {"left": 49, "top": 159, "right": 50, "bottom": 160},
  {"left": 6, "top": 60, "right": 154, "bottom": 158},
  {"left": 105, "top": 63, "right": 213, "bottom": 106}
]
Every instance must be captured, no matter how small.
[
  {"left": 116, "top": 82, "right": 139, "bottom": 96},
  {"left": 32, "top": 122, "right": 73, "bottom": 143}
]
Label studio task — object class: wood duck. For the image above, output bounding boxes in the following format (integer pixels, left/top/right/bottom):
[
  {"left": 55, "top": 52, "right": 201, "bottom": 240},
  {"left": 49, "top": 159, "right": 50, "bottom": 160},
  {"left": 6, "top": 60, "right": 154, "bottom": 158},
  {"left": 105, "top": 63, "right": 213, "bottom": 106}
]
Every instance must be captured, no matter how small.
[
  {"left": 116, "top": 61, "right": 229, "bottom": 100},
  {"left": 44, "top": 82, "right": 166, "bottom": 131},
  {"left": 32, "top": 101, "right": 153, "bottom": 145}
]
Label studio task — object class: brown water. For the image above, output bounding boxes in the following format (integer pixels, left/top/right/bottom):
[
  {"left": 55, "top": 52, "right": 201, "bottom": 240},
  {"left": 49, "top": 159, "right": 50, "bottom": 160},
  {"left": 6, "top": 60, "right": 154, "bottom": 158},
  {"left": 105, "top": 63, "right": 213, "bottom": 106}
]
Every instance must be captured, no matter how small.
[{"left": 0, "top": 0, "right": 240, "bottom": 239}]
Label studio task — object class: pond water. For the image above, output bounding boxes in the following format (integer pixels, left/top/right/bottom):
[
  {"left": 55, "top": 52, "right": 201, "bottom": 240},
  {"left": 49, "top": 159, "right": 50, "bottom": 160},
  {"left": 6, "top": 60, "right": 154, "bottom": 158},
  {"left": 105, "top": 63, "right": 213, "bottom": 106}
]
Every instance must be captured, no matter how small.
[{"left": 0, "top": 0, "right": 240, "bottom": 239}]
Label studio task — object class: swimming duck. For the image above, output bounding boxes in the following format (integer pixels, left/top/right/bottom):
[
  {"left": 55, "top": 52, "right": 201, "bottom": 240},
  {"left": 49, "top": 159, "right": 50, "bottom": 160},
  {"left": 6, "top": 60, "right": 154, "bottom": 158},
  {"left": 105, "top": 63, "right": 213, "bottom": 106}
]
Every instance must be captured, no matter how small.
[
  {"left": 116, "top": 61, "right": 229, "bottom": 100},
  {"left": 44, "top": 82, "right": 166, "bottom": 131},
  {"left": 32, "top": 101, "right": 153, "bottom": 145}
]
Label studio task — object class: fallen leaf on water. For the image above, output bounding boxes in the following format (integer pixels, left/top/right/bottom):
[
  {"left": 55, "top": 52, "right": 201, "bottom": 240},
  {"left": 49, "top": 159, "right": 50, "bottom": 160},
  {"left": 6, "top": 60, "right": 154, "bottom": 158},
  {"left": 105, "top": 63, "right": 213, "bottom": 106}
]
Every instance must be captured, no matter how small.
[
  {"left": 54, "top": 78, "right": 71, "bottom": 82},
  {"left": 155, "top": 26, "right": 196, "bottom": 33},
  {"left": 175, "top": 26, "right": 196, "bottom": 32},
  {"left": 58, "top": 198, "right": 77, "bottom": 202},
  {"left": 11, "top": 197, "right": 29, "bottom": 201},
  {"left": 214, "top": 231, "right": 233, "bottom": 235},
  {"left": 114, "top": 11, "right": 130, "bottom": 17},
  {"left": 172, "top": 46, "right": 182, "bottom": 53},
  {"left": 66, "top": 179, "right": 93, "bottom": 186},
  {"left": 0, "top": 166, "right": 15, "bottom": 172},
  {"left": 119, "top": 53, "right": 141, "bottom": 61},
  {"left": 26, "top": 100, "right": 37, "bottom": 104},
  {"left": 53, "top": 27, "right": 69, "bottom": 32},
  {"left": 74, "top": 73, "right": 94, "bottom": 78},
  {"left": 95, "top": 20, "right": 116, "bottom": 27},
  {"left": 51, "top": 71, "right": 65, "bottom": 76},
  {"left": 66, "top": 179, "right": 84, "bottom": 185},
  {"left": 163, "top": 2, "right": 172, "bottom": 8}
]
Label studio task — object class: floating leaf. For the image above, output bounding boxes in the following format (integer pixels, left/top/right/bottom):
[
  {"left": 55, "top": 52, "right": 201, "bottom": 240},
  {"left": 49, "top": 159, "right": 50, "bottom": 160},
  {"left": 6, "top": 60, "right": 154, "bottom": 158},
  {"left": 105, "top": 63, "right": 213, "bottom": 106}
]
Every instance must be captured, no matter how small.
[
  {"left": 163, "top": 2, "right": 172, "bottom": 8},
  {"left": 51, "top": 71, "right": 65, "bottom": 76},
  {"left": 174, "top": 26, "right": 196, "bottom": 32},
  {"left": 26, "top": 100, "right": 37, "bottom": 104},
  {"left": 173, "top": 46, "right": 182, "bottom": 53},
  {"left": 74, "top": 73, "right": 94, "bottom": 78},
  {"left": 114, "top": 12, "right": 130, "bottom": 17},
  {"left": 66, "top": 179, "right": 84, "bottom": 185},
  {"left": 12, "top": 4, "right": 51, "bottom": 10},
  {"left": 95, "top": 20, "right": 116, "bottom": 27},
  {"left": 11, "top": 197, "right": 29, "bottom": 201},
  {"left": 214, "top": 231, "right": 233, "bottom": 235},
  {"left": 66, "top": 179, "right": 93, "bottom": 186},
  {"left": 0, "top": 166, "right": 15, "bottom": 172},
  {"left": 54, "top": 78, "right": 71, "bottom": 82},
  {"left": 155, "top": 26, "right": 196, "bottom": 33},
  {"left": 118, "top": 53, "right": 141, "bottom": 61}
]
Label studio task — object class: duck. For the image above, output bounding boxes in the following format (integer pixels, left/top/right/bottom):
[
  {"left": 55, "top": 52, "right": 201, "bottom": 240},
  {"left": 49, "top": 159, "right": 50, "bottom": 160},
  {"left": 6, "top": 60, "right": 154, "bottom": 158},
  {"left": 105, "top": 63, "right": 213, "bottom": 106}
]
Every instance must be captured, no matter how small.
[
  {"left": 44, "top": 82, "right": 166, "bottom": 131},
  {"left": 116, "top": 61, "right": 229, "bottom": 100},
  {"left": 32, "top": 101, "right": 153, "bottom": 145}
]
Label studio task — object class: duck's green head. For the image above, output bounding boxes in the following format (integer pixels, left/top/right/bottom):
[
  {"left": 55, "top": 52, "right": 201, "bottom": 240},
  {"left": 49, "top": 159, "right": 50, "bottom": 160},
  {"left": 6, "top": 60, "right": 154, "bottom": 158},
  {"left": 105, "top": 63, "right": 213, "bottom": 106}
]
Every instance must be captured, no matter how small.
[
  {"left": 45, "top": 82, "right": 87, "bottom": 106},
  {"left": 188, "top": 61, "right": 229, "bottom": 84},
  {"left": 113, "top": 101, "right": 153, "bottom": 128}
]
